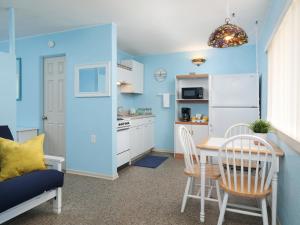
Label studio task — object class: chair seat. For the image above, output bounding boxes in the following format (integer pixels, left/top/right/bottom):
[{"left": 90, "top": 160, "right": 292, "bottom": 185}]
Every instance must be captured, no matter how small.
[
  {"left": 219, "top": 175, "right": 272, "bottom": 198},
  {"left": 0, "top": 169, "right": 64, "bottom": 213},
  {"left": 184, "top": 164, "right": 220, "bottom": 179}
]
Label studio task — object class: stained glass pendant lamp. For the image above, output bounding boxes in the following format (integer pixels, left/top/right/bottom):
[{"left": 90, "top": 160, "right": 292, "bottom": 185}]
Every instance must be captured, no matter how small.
[{"left": 208, "top": 13, "right": 248, "bottom": 48}]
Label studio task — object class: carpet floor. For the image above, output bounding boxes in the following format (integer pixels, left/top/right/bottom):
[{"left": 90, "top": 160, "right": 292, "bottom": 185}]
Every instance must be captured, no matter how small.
[{"left": 5, "top": 153, "right": 264, "bottom": 225}]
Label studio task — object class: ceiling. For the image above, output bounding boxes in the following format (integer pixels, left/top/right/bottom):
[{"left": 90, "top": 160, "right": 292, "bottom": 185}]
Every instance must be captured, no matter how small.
[{"left": 0, "top": 0, "right": 269, "bottom": 55}]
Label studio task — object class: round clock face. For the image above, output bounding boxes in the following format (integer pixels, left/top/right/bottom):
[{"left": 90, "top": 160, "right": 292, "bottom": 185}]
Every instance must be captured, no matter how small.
[
  {"left": 154, "top": 68, "right": 167, "bottom": 82},
  {"left": 48, "top": 40, "right": 55, "bottom": 48}
]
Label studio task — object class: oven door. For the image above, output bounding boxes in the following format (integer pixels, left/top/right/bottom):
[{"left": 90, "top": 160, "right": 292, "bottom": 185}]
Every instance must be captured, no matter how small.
[{"left": 117, "top": 128, "right": 130, "bottom": 167}]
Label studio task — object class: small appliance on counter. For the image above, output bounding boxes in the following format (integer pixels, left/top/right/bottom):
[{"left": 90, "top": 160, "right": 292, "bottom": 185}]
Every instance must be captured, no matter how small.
[
  {"left": 182, "top": 87, "right": 203, "bottom": 99},
  {"left": 181, "top": 107, "right": 191, "bottom": 122}
]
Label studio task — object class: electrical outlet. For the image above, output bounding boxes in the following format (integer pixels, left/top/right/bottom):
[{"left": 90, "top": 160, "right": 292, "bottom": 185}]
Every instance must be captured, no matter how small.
[{"left": 91, "top": 134, "right": 96, "bottom": 144}]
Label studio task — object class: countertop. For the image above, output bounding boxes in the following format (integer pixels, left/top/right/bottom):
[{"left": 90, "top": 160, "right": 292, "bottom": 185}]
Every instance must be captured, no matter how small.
[{"left": 119, "top": 114, "right": 155, "bottom": 120}]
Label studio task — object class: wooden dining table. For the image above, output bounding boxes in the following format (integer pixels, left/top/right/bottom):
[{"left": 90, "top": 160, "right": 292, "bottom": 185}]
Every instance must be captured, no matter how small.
[{"left": 196, "top": 137, "right": 284, "bottom": 225}]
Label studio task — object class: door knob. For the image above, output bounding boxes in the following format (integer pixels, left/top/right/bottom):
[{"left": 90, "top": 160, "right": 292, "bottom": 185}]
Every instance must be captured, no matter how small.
[{"left": 42, "top": 115, "right": 48, "bottom": 120}]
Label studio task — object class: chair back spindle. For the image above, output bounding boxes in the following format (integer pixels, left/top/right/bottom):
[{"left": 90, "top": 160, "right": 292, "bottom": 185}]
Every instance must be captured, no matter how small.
[
  {"left": 178, "top": 126, "right": 199, "bottom": 173},
  {"left": 218, "top": 135, "right": 276, "bottom": 195},
  {"left": 224, "top": 123, "right": 253, "bottom": 138}
]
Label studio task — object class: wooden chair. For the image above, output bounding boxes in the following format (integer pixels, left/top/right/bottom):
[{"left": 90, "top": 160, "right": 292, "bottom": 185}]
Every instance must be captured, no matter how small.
[
  {"left": 224, "top": 123, "right": 253, "bottom": 138},
  {"left": 178, "top": 125, "right": 221, "bottom": 213},
  {"left": 216, "top": 135, "right": 276, "bottom": 225},
  {"left": 224, "top": 123, "right": 255, "bottom": 168}
]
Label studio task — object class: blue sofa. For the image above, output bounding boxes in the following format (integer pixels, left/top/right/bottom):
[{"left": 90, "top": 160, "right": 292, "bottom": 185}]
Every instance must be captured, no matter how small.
[{"left": 0, "top": 126, "right": 65, "bottom": 224}]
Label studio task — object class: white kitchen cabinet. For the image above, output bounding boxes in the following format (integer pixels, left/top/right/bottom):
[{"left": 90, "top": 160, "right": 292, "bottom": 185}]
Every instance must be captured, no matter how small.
[
  {"left": 132, "top": 60, "right": 144, "bottom": 93},
  {"left": 118, "top": 60, "right": 144, "bottom": 94},
  {"left": 130, "top": 125, "right": 141, "bottom": 159},
  {"left": 16, "top": 128, "right": 38, "bottom": 143},
  {"left": 144, "top": 123, "right": 151, "bottom": 151},
  {"left": 117, "top": 67, "right": 131, "bottom": 84},
  {"left": 174, "top": 124, "right": 208, "bottom": 154},
  {"left": 129, "top": 117, "right": 155, "bottom": 159},
  {"left": 147, "top": 122, "right": 155, "bottom": 150}
]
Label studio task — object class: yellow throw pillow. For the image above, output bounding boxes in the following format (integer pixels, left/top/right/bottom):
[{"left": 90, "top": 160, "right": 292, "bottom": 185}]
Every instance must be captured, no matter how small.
[{"left": 0, "top": 134, "right": 46, "bottom": 181}]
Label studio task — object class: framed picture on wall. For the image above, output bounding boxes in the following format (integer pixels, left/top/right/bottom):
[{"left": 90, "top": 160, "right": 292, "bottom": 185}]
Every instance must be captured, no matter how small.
[{"left": 16, "top": 58, "right": 22, "bottom": 101}]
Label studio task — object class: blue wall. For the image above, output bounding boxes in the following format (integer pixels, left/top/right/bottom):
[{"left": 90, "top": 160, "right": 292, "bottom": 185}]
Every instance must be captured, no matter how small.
[
  {"left": 6, "top": 24, "right": 118, "bottom": 177},
  {"left": 0, "top": 52, "right": 17, "bottom": 137},
  {"left": 258, "top": 0, "right": 300, "bottom": 224},
  {"left": 134, "top": 45, "right": 257, "bottom": 151}
]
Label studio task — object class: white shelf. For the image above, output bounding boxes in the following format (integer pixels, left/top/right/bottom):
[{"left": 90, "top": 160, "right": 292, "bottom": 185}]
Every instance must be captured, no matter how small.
[{"left": 176, "top": 99, "right": 209, "bottom": 103}]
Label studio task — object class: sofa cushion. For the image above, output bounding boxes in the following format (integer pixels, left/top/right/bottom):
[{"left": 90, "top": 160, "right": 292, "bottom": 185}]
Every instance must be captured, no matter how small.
[
  {"left": 0, "top": 169, "right": 64, "bottom": 213},
  {"left": 0, "top": 134, "right": 46, "bottom": 181},
  {"left": 0, "top": 126, "right": 14, "bottom": 141}
]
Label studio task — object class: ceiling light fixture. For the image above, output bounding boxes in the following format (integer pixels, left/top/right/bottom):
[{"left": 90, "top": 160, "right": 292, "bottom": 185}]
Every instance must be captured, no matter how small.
[
  {"left": 207, "top": 1, "right": 248, "bottom": 48},
  {"left": 192, "top": 57, "right": 206, "bottom": 66}
]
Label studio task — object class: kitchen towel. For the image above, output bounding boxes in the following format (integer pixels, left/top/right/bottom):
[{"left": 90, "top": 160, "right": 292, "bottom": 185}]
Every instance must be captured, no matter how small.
[{"left": 162, "top": 93, "right": 170, "bottom": 108}]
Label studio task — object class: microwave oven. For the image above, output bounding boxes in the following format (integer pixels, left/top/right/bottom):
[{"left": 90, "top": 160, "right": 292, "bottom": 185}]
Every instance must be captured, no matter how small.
[{"left": 182, "top": 87, "right": 203, "bottom": 99}]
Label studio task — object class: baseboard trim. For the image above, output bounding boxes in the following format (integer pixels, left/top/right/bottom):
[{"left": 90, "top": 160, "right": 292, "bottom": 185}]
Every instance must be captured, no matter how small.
[
  {"left": 174, "top": 153, "right": 204, "bottom": 161},
  {"left": 174, "top": 153, "right": 184, "bottom": 159},
  {"left": 66, "top": 169, "right": 119, "bottom": 180},
  {"left": 152, "top": 148, "right": 173, "bottom": 154}
]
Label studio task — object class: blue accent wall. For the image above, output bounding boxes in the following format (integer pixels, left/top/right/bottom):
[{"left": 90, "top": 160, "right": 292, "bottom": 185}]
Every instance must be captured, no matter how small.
[
  {"left": 8, "top": 24, "right": 118, "bottom": 177},
  {"left": 0, "top": 52, "right": 17, "bottom": 137},
  {"left": 258, "top": 0, "right": 300, "bottom": 224},
  {"left": 134, "top": 45, "right": 256, "bottom": 151}
]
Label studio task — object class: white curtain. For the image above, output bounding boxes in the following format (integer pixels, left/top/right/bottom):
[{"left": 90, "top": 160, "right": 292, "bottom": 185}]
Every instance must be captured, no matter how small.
[{"left": 267, "top": 0, "right": 300, "bottom": 142}]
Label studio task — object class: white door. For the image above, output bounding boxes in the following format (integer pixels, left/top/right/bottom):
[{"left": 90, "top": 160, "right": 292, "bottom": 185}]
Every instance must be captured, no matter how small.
[
  {"left": 130, "top": 126, "right": 141, "bottom": 159},
  {"left": 144, "top": 122, "right": 154, "bottom": 150},
  {"left": 43, "top": 56, "right": 66, "bottom": 159},
  {"left": 117, "top": 129, "right": 130, "bottom": 154},
  {"left": 133, "top": 61, "right": 144, "bottom": 93},
  {"left": 149, "top": 122, "right": 154, "bottom": 149},
  {"left": 210, "top": 107, "right": 259, "bottom": 137},
  {"left": 139, "top": 125, "right": 146, "bottom": 155},
  {"left": 210, "top": 74, "right": 259, "bottom": 107}
]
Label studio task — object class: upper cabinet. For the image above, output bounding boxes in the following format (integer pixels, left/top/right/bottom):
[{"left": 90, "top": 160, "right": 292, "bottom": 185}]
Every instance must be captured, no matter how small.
[{"left": 117, "top": 60, "right": 144, "bottom": 94}]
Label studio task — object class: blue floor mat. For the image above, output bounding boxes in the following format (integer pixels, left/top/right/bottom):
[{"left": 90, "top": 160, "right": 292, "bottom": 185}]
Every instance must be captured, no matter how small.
[{"left": 133, "top": 155, "right": 168, "bottom": 168}]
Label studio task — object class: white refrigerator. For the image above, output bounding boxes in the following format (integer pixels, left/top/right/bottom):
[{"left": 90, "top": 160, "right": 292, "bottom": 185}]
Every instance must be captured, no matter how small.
[{"left": 209, "top": 74, "right": 260, "bottom": 137}]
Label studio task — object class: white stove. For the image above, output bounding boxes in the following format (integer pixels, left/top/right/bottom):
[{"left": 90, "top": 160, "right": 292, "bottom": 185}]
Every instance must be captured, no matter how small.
[
  {"left": 117, "top": 118, "right": 131, "bottom": 131},
  {"left": 117, "top": 118, "right": 131, "bottom": 168}
]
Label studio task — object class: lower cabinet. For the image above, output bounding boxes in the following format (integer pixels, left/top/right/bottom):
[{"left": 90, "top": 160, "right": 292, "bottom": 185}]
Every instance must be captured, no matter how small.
[
  {"left": 174, "top": 124, "right": 208, "bottom": 154},
  {"left": 130, "top": 117, "right": 155, "bottom": 159}
]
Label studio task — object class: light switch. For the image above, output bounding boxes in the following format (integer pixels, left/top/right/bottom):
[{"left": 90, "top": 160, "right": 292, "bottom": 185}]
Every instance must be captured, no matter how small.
[{"left": 91, "top": 134, "right": 96, "bottom": 144}]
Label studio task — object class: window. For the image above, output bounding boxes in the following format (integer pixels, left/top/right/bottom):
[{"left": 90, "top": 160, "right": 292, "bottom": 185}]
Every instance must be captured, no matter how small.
[{"left": 267, "top": 0, "right": 300, "bottom": 142}]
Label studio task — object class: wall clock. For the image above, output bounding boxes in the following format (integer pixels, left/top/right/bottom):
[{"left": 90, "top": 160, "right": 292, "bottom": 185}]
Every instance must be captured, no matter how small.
[
  {"left": 48, "top": 40, "right": 55, "bottom": 48},
  {"left": 154, "top": 68, "right": 167, "bottom": 82}
]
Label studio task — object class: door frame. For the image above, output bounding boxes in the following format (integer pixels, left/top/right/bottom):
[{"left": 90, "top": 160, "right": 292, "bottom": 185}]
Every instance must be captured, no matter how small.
[{"left": 41, "top": 54, "right": 67, "bottom": 167}]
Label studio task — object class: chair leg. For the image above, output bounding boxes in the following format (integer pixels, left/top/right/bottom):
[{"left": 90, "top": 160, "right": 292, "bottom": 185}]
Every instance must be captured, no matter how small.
[
  {"left": 189, "top": 177, "right": 194, "bottom": 195},
  {"left": 217, "top": 192, "right": 228, "bottom": 225},
  {"left": 215, "top": 180, "right": 222, "bottom": 211},
  {"left": 261, "top": 198, "right": 269, "bottom": 225},
  {"left": 53, "top": 188, "right": 62, "bottom": 214},
  {"left": 181, "top": 176, "right": 192, "bottom": 213}
]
